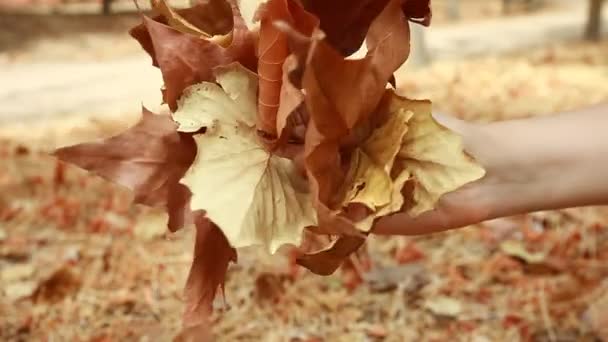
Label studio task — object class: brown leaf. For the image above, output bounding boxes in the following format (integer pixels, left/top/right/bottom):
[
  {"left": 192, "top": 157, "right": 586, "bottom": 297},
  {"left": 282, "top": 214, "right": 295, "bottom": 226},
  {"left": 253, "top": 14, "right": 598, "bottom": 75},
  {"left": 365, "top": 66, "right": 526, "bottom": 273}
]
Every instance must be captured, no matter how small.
[
  {"left": 300, "top": 0, "right": 391, "bottom": 56},
  {"left": 296, "top": 235, "right": 366, "bottom": 275},
  {"left": 130, "top": 1, "right": 257, "bottom": 111},
  {"left": 54, "top": 108, "right": 196, "bottom": 232},
  {"left": 31, "top": 266, "right": 81, "bottom": 304},
  {"left": 130, "top": 0, "right": 234, "bottom": 66},
  {"left": 275, "top": 55, "right": 305, "bottom": 143},
  {"left": 256, "top": 0, "right": 318, "bottom": 138},
  {"left": 150, "top": 0, "right": 233, "bottom": 41},
  {"left": 183, "top": 217, "right": 236, "bottom": 327},
  {"left": 401, "top": 0, "right": 432, "bottom": 26}
]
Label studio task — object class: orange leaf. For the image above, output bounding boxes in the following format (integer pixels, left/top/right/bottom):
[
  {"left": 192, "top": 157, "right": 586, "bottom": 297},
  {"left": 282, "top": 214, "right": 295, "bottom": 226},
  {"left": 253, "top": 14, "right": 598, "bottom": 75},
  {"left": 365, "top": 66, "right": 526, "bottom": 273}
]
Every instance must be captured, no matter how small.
[{"left": 256, "top": 0, "right": 318, "bottom": 138}]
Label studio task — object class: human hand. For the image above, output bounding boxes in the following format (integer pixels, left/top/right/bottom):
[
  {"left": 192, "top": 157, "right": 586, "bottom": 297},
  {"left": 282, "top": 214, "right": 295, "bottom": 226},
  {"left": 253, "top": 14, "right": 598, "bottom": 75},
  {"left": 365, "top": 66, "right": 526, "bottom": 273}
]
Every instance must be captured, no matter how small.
[{"left": 374, "top": 105, "right": 608, "bottom": 235}]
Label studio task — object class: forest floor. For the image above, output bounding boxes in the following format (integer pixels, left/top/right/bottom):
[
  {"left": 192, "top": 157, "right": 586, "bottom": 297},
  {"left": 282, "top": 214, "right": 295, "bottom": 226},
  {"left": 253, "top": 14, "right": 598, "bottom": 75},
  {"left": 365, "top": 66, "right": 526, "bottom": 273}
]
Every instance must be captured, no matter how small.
[{"left": 1, "top": 1, "right": 608, "bottom": 341}]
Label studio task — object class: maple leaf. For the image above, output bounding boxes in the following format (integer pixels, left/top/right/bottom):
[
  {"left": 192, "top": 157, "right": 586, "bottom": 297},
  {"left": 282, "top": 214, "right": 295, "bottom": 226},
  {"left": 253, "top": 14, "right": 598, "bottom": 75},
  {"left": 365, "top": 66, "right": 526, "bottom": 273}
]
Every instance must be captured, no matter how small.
[
  {"left": 130, "top": 0, "right": 257, "bottom": 111},
  {"left": 256, "top": 0, "right": 317, "bottom": 139},
  {"left": 394, "top": 96, "right": 486, "bottom": 216},
  {"left": 173, "top": 63, "right": 317, "bottom": 253},
  {"left": 183, "top": 217, "right": 236, "bottom": 328},
  {"left": 53, "top": 108, "right": 196, "bottom": 232}
]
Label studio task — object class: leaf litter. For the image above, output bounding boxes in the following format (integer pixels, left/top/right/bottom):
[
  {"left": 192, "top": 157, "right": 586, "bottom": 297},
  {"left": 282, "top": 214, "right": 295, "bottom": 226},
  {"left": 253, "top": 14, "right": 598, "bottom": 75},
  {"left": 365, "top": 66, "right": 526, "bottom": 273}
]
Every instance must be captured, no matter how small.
[{"left": 1, "top": 7, "right": 607, "bottom": 342}]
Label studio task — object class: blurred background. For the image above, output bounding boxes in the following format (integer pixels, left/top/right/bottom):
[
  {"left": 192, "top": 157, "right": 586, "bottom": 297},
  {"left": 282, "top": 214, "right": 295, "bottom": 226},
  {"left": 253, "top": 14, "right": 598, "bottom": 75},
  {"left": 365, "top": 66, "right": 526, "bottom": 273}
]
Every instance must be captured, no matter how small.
[{"left": 0, "top": 0, "right": 607, "bottom": 341}]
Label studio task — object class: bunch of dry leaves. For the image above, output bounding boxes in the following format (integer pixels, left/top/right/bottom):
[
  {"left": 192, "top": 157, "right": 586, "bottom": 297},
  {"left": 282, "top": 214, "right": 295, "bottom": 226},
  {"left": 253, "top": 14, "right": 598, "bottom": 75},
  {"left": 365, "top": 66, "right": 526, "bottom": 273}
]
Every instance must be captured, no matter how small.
[{"left": 53, "top": 0, "right": 486, "bottom": 333}]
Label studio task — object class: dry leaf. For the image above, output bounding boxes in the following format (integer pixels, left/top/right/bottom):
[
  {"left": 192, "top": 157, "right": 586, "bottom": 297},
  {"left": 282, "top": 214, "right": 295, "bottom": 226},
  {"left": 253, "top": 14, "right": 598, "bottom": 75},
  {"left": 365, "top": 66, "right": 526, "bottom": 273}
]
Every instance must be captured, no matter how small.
[
  {"left": 256, "top": 0, "right": 317, "bottom": 138},
  {"left": 424, "top": 296, "right": 463, "bottom": 317},
  {"left": 499, "top": 240, "right": 546, "bottom": 264},
  {"left": 183, "top": 217, "right": 236, "bottom": 328},
  {"left": 395, "top": 97, "right": 486, "bottom": 216},
  {"left": 32, "top": 266, "right": 81, "bottom": 304},
  {"left": 130, "top": 1, "right": 257, "bottom": 110},
  {"left": 300, "top": 0, "right": 391, "bottom": 56},
  {"left": 150, "top": 0, "right": 233, "bottom": 44},
  {"left": 174, "top": 64, "right": 316, "bottom": 253},
  {"left": 340, "top": 107, "right": 413, "bottom": 213},
  {"left": 54, "top": 108, "right": 196, "bottom": 232},
  {"left": 296, "top": 236, "right": 366, "bottom": 276}
]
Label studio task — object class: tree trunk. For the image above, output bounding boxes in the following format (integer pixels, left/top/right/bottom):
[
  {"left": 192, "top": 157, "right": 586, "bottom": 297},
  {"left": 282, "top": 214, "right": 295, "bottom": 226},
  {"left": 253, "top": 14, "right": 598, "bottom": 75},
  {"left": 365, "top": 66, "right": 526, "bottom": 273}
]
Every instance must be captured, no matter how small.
[
  {"left": 102, "top": 0, "right": 113, "bottom": 15},
  {"left": 585, "top": 0, "right": 604, "bottom": 41}
]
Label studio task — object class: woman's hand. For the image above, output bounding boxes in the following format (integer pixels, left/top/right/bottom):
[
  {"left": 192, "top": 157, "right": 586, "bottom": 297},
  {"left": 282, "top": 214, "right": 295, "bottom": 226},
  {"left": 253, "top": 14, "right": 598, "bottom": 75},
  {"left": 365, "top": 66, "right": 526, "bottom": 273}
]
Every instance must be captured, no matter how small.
[{"left": 374, "top": 104, "right": 608, "bottom": 235}]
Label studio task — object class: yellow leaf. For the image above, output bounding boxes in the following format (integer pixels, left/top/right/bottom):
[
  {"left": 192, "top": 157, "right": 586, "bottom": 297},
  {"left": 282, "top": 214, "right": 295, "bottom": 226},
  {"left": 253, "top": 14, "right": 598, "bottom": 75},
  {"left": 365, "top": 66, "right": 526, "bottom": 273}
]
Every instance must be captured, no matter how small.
[
  {"left": 341, "top": 108, "right": 412, "bottom": 212},
  {"left": 424, "top": 296, "right": 463, "bottom": 317},
  {"left": 354, "top": 170, "right": 410, "bottom": 231},
  {"left": 395, "top": 96, "right": 486, "bottom": 216},
  {"left": 175, "top": 64, "right": 316, "bottom": 254},
  {"left": 150, "top": 0, "right": 233, "bottom": 47},
  {"left": 341, "top": 150, "right": 392, "bottom": 209},
  {"left": 500, "top": 240, "right": 546, "bottom": 264}
]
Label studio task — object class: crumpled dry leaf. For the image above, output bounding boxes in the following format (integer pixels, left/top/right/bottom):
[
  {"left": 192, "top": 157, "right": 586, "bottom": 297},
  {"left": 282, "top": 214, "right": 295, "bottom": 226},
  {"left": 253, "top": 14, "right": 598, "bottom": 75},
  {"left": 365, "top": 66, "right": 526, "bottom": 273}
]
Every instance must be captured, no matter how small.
[
  {"left": 54, "top": 108, "right": 196, "bottom": 232},
  {"left": 130, "top": 0, "right": 257, "bottom": 111},
  {"left": 183, "top": 217, "right": 236, "bottom": 329},
  {"left": 31, "top": 266, "right": 81, "bottom": 304},
  {"left": 174, "top": 64, "right": 316, "bottom": 253},
  {"left": 340, "top": 108, "right": 413, "bottom": 213},
  {"left": 395, "top": 97, "right": 486, "bottom": 216},
  {"left": 424, "top": 296, "right": 463, "bottom": 317},
  {"left": 499, "top": 240, "right": 546, "bottom": 264},
  {"left": 296, "top": 236, "right": 366, "bottom": 276},
  {"left": 300, "top": 0, "right": 391, "bottom": 56},
  {"left": 256, "top": 0, "right": 317, "bottom": 139},
  {"left": 150, "top": 0, "right": 233, "bottom": 44}
]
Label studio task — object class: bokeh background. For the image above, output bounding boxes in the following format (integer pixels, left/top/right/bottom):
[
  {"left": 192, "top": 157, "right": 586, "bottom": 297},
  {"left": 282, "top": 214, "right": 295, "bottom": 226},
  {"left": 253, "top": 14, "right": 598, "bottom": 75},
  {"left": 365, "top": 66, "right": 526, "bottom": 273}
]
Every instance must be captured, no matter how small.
[{"left": 1, "top": 0, "right": 607, "bottom": 340}]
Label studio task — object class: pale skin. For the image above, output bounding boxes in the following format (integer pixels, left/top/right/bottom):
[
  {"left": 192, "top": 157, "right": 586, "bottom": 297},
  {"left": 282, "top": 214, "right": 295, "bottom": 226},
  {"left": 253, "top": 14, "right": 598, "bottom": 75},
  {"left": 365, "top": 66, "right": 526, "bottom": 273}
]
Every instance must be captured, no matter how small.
[{"left": 374, "top": 103, "right": 608, "bottom": 235}]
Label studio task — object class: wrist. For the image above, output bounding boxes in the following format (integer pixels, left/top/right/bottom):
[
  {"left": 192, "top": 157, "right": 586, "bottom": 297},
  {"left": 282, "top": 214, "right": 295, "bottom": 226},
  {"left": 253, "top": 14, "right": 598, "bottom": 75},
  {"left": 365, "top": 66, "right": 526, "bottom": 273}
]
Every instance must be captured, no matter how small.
[{"left": 467, "top": 110, "right": 608, "bottom": 219}]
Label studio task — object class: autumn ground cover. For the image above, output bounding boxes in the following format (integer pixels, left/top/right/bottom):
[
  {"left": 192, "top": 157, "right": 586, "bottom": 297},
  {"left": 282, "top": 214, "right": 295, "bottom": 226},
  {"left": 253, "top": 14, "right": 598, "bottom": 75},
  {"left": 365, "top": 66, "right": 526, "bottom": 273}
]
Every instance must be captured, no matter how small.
[{"left": 1, "top": 1, "right": 608, "bottom": 341}]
